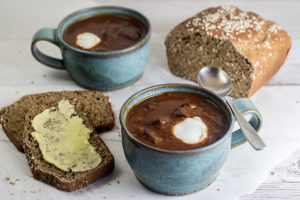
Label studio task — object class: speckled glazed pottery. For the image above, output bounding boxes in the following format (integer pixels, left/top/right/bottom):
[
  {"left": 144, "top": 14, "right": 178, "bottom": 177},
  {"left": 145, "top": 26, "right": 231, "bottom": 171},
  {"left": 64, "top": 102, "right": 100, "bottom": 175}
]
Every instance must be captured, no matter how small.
[
  {"left": 31, "top": 6, "right": 151, "bottom": 91},
  {"left": 120, "top": 84, "right": 263, "bottom": 195}
]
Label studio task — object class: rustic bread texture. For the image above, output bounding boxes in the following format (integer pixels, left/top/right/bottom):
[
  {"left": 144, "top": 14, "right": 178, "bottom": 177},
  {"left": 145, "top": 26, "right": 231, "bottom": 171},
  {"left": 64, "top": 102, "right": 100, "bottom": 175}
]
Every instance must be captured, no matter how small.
[
  {"left": 165, "top": 5, "right": 291, "bottom": 97},
  {"left": 0, "top": 90, "right": 114, "bottom": 152},
  {"left": 24, "top": 101, "right": 114, "bottom": 192}
]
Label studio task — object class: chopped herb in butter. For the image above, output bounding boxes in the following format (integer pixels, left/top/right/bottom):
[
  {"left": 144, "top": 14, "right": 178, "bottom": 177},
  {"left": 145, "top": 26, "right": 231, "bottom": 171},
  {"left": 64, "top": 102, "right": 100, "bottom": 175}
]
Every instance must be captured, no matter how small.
[{"left": 31, "top": 100, "right": 102, "bottom": 172}]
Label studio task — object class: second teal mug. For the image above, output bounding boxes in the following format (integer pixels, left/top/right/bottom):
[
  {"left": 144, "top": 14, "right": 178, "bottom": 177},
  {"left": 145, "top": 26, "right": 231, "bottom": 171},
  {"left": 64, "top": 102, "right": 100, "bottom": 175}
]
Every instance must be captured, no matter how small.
[
  {"left": 31, "top": 6, "right": 151, "bottom": 91},
  {"left": 120, "top": 84, "right": 263, "bottom": 195}
]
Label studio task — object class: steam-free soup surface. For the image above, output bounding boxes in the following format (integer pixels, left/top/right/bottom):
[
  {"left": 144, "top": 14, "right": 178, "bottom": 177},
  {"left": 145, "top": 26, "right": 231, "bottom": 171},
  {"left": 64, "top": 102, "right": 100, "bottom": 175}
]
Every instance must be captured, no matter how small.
[
  {"left": 126, "top": 92, "right": 229, "bottom": 151},
  {"left": 63, "top": 14, "right": 147, "bottom": 51}
]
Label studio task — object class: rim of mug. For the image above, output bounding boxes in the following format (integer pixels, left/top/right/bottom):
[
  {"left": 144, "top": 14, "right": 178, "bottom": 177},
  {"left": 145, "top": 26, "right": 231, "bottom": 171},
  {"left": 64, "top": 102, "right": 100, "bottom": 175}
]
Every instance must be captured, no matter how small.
[
  {"left": 119, "top": 83, "right": 235, "bottom": 155},
  {"left": 56, "top": 6, "right": 151, "bottom": 57}
]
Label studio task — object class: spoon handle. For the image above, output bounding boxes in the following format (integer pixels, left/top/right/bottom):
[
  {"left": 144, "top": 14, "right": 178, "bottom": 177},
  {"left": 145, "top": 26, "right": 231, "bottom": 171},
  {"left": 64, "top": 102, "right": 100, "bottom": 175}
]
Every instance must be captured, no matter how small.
[{"left": 225, "top": 97, "right": 266, "bottom": 150}]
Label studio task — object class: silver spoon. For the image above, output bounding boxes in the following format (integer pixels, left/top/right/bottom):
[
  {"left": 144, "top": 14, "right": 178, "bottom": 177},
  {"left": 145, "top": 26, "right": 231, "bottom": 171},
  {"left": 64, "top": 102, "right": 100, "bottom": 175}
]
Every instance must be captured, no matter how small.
[{"left": 197, "top": 66, "right": 266, "bottom": 150}]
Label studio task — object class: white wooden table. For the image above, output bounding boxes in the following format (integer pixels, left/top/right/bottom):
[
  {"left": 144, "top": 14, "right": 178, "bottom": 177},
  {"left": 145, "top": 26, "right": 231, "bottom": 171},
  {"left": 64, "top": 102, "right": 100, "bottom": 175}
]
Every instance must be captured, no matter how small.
[{"left": 0, "top": 0, "right": 300, "bottom": 199}]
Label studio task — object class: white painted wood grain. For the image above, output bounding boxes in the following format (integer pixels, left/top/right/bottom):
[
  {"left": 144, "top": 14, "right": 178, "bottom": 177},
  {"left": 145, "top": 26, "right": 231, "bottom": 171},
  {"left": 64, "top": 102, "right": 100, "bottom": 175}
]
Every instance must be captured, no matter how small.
[
  {"left": 240, "top": 148, "right": 300, "bottom": 200},
  {"left": 241, "top": 182, "right": 300, "bottom": 200}
]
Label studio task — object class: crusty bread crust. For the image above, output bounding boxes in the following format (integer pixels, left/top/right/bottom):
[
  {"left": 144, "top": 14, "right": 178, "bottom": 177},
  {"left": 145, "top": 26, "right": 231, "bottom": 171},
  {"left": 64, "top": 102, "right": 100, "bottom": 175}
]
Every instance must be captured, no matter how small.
[
  {"left": 165, "top": 5, "right": 291, "bottom": 97},
  {"left": 0, "top": 90, "right": 115, "bottom": 152},
  {"left": 1, "top": 115, "right": 24, "bottom": 150},
  {"left": 23, "top": 101, "right": 114, "bottom": 192}
]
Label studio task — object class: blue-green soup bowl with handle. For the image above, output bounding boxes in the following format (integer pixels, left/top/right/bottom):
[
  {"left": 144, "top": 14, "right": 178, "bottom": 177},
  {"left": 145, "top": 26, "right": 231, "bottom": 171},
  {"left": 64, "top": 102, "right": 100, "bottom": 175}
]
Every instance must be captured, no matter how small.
[
  {"left": 120, "top": 83, "right": 263, "bottom": 195},
  {"left": 31, "top": 6, "right": 151, "bottom": 91}
]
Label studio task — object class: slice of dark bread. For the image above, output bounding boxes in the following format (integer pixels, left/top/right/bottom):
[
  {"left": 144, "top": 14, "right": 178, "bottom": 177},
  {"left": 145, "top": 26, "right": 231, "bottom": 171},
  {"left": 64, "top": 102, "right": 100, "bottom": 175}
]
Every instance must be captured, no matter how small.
[
  {"left": 24, "top": 101, "right": 114, "bottom": 192},
  {"left": 0, "top": 90, "right": 114, "bottom": 152}
]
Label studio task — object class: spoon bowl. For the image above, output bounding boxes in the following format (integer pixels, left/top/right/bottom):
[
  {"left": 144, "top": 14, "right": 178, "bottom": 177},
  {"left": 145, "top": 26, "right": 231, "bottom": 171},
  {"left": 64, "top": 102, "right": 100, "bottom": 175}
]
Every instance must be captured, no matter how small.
[{"left": 197, "top": 66, "right": 232, "bottom": 96}]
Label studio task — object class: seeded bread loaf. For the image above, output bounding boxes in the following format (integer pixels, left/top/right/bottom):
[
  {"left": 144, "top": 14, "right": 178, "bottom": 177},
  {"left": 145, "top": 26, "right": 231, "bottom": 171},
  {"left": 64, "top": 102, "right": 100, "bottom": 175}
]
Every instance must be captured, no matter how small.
[
  {"left": 0, "top": 90, "right": 114, "bottom": 152},
  {"left": 24, "top": 101, "right": 114, "bottom": 192},
  {"left": 165, "top": 5, "right": 291, "bottom": 97}
]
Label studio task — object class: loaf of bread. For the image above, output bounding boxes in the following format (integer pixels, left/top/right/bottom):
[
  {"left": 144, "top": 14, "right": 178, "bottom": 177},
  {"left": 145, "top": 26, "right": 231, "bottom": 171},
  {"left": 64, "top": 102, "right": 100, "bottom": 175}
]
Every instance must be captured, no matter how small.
[
  {"left": 165, "top": 5, "right": 291, "bottom": 97},
  {"left": 0, "top": 90, "right": 114, "bottom": 152},
  {"left": 24, "top": 100, "right": 114, "bottom": 192}
]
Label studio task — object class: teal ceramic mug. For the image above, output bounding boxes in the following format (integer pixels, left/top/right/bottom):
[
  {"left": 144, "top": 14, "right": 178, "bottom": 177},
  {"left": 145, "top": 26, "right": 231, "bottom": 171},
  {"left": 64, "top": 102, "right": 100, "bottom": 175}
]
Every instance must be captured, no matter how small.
[
  {"left": 31, "top": 6, "right": 151, "bottom": 91},
  {"left": 120, "top": 84, "right": 263, "bottom": 195}
]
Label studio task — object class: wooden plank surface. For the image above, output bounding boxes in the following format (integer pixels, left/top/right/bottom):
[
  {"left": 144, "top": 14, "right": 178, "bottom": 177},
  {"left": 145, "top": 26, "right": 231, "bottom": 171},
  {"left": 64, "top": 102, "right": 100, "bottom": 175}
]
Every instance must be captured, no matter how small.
[{"left": 240, "top": 148, "right": 300, "bottom": 200}]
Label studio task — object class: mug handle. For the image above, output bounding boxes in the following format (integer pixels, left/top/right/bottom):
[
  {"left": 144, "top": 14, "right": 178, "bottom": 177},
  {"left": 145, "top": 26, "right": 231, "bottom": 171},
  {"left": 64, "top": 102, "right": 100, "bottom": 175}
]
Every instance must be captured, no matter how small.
[
  {"left": 231, "top": 98, "right": 263, "bottom": 148},
  {"left": 31, "top": 28, "right": 65, "bottom": 69}
]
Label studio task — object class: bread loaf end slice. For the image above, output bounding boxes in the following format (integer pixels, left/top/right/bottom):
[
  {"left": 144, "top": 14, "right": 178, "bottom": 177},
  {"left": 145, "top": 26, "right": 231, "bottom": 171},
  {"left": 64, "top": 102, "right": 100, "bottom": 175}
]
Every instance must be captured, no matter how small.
[{"left": 165, "top": 6, "right": 291, "bottom": 97}]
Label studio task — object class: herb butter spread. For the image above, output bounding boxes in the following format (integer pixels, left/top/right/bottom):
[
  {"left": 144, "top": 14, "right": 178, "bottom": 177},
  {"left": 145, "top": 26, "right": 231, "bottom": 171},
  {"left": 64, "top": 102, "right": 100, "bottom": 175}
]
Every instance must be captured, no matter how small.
[{"left": 31, "top": 100, "right": 102, "bottom": 172}]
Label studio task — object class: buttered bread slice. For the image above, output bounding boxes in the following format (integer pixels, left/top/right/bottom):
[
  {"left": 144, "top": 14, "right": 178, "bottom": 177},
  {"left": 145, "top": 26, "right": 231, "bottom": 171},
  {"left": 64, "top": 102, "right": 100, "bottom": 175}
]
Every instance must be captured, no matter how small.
[
  {"left": 0, "top": 90, "right": 114, "bottom": 152},
  {"left": 24, "top": 100, "right": 114, "bottom": 192}
]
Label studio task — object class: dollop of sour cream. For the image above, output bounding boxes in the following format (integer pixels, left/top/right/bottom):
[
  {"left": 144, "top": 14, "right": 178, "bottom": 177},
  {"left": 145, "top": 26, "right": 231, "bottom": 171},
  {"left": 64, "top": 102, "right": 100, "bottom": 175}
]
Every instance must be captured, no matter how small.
[
  {"left": 76, "top": 32, "right": 101, "bottom": 49},
  {"left": 172, "top": 117, "right": 208, "bottom": 144}
]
